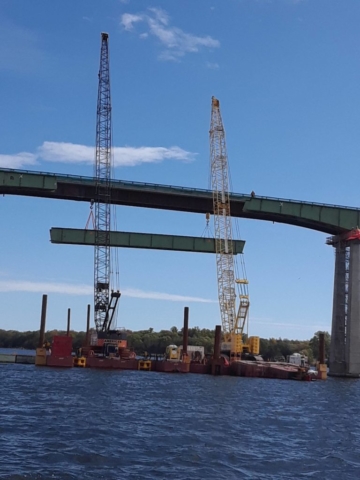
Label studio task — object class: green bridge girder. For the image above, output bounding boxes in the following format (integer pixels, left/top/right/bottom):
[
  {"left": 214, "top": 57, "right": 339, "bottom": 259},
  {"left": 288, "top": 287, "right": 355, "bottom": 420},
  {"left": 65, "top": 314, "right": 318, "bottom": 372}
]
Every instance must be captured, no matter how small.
[
  {"left": 50, "top": 228, "right": 245, "bottom": 254},
  {"left": 1, "top": 167, "right": 360, "bottom": 235}
]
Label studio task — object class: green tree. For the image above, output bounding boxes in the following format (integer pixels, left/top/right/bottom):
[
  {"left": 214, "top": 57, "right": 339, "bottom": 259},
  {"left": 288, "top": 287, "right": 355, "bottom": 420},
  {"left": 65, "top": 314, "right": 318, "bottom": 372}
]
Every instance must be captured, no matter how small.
[{"left": 0, "top": 327, "right": 330, "bottom": 361}]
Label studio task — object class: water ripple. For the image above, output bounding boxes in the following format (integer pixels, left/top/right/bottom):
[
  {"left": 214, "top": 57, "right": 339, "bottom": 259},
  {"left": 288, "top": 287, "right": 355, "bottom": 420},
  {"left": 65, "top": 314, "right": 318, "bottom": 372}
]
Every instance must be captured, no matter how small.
[{"left": 0, "top": 365, "right": 360, "bottom": 479}]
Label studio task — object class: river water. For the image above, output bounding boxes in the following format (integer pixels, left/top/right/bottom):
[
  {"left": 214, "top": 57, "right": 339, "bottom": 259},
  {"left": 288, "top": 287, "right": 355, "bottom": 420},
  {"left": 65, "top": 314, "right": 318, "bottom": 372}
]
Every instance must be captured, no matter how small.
[
  {"left": 0, "top": 348, "right": 35, "bottom": 356},
  {"left": 0, "top": 364, "right": 360, "bottom": 480}
]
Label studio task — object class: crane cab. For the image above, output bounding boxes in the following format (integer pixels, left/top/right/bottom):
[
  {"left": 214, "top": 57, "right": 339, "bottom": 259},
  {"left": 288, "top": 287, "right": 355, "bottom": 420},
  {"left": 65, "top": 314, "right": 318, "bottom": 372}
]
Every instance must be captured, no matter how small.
[{"left": 165, "top": 345, "right": 179, "bottom": 361}]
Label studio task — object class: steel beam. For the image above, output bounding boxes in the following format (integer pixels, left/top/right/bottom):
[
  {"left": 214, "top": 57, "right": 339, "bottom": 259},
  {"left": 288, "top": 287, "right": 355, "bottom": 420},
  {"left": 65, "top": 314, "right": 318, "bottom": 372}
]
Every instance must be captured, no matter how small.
[{"left": 50, "top": 228, "right": 245, "bottom": 255}]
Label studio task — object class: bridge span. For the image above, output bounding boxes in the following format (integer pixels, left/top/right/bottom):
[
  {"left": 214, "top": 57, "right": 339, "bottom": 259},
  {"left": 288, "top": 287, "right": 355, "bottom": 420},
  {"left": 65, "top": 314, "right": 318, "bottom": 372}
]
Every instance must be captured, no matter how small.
[
  {"left": 1, "top": 167, "right": 360, "bottom": 235},
  {"left": 1, "top": 167, "right": 360, "bottom": 377}
]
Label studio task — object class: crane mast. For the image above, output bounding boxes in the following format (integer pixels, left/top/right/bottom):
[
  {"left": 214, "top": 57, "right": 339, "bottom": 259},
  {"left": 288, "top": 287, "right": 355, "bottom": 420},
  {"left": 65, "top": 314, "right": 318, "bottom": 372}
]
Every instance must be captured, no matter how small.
[
  {"left": 94, "top": 32, "right": 120, "bottom": 333},
  {"left": 209, "top": 96, "right": 250, "bottom": 359}
]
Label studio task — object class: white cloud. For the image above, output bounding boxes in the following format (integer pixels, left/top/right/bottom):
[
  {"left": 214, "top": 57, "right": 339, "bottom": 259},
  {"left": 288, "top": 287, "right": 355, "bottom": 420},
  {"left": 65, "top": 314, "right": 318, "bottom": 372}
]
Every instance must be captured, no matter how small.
[
  {"left": 0, "top": 152, "right": 37, "bottom": 169},
  {"left": 121, "top": 7, "right": 220, "bottom": 61},
  {"left": 251, "top": 320, "right": 329, "bottom": 330},
  {"left": 0, "top": 280, "right": 216, "bottom": 303},
  {"left": 0, "top": 142, "right": 196, "bottom": 168},
  {"left": 124, "top": 288, "right": 217, "bottom": 303},
  {"left": 121, "top": 13, "right": 144, "bottom": 30},
  {"left": 112, "top": 145, "right": 196, "bottom": 166},
  {"left": 0, "top": 280, "right": 92, "bottom": 296},
  {"left": 38, "top": 142, "right": 93, "bottom": 164},
  {"left": 206, "top": 62, "right": 219, "bottom": 69},
  {"left": 38, "top": 142, "right": 196, "bottom": 166}
]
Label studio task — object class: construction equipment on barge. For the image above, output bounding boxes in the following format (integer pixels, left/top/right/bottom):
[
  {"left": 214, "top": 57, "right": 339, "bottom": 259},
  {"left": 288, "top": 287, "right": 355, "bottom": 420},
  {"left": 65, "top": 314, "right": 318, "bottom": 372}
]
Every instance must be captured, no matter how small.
[
  {"left": 209, "top": 97, "right": 259, "bottom": 361},
  {"left": 77, "top": 32, "right": 131, "bottom": 368},
  {"left": 92, "top": 32, "right": 120, "bottom": 337},
  {"left": 30, "top": 33, "right": 326, "bottom": 381},
  {"left": 33, "top": 291, "right": 326, "bottom": 380}
]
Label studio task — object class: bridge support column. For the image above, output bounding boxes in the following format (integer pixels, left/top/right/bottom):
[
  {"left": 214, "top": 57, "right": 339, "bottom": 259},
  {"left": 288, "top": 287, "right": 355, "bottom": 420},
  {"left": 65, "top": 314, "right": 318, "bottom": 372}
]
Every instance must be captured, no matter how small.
[
  {"left": 329, "top": 240, "right": 360, "bottom": 377},
  {"left": 329, "top": 243, "right": 347, "bottom": 376},
  {"left": 346, "top": 241, "right": 360, "bottom": 376}
]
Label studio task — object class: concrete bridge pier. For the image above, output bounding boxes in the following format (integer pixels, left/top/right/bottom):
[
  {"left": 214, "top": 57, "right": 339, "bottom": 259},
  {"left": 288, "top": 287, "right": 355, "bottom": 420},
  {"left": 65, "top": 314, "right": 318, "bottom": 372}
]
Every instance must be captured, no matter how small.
[
  {"left": 329, "top": 239, "right": 360, "bottom": 377},
  {"left": 329, "top": 242, "right": 347, "bottom": 375}
]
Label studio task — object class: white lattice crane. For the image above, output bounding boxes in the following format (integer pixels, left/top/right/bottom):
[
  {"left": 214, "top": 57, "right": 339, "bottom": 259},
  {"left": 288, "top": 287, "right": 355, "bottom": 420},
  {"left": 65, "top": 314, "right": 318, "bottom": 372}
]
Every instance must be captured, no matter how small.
[{"left": 209, "top": 96, "right": 258, "bottom": 359}]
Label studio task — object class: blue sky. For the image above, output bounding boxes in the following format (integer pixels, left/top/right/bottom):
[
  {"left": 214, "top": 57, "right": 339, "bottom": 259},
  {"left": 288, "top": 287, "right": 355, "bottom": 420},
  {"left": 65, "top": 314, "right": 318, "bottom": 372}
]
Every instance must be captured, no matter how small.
[{"left": 1, "top": 0, "right": 359, "bottom": 340}]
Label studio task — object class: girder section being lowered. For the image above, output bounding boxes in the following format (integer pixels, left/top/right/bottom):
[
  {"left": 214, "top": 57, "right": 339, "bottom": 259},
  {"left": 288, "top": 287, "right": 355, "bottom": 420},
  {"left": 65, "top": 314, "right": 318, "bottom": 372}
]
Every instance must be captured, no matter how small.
[{"left": 50, "top": 228, "right": 245, "bottom": 254}]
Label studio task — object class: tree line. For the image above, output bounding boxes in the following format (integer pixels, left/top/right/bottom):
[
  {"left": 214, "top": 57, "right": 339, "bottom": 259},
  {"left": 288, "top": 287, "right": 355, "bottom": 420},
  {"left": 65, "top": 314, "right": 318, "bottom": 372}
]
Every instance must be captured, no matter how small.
[{"left": 0, "top": 327, "right": 330, "bottom": 362}]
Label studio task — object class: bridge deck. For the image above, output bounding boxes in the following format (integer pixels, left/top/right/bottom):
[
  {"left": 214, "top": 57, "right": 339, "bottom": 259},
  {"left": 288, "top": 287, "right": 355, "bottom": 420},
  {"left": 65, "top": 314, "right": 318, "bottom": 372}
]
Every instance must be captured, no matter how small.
[{"left": 1, "top": 168, "right": 360, "bottom": 235}]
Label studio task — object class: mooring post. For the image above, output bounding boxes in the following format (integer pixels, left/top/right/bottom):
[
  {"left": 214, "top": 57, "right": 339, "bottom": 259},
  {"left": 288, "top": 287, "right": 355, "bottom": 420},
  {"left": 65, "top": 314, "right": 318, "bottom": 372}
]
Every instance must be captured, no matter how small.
[
  {"left": 38, "top": 294, "right": 47, "bottom": 348},
  {"left": 35, "top": 294, "right": 48, "bottom": 367},
  {"left": 319, "top": 332, "right": 325, "bottom": 365},
  {"left": 211, "top": 325, "right": 222, "bottom": 375},
  {"left": 85, "top": 304, "right": 91, "bottom": 346},
  {"left": 214, "top": 325, "right": 221, "bottom": 360},
  {"left": 183, "top": 307, "right": 189, "bottom": 357},
  {"left": 67, "top": 308, "right": 71, "bottom": 336},
  {"left": 317, "top": 331, "right": 327, "bottom": 380}
]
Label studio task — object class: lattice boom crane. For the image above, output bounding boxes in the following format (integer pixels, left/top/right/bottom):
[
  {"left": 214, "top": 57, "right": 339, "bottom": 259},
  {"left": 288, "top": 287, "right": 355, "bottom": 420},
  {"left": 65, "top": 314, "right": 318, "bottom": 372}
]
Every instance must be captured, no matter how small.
[
  {"left": 94, "top": 32, "right": 120, "bottom": 333},
  {"left": 209, "top": 96, "right": 258, "bottom": 359}
]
